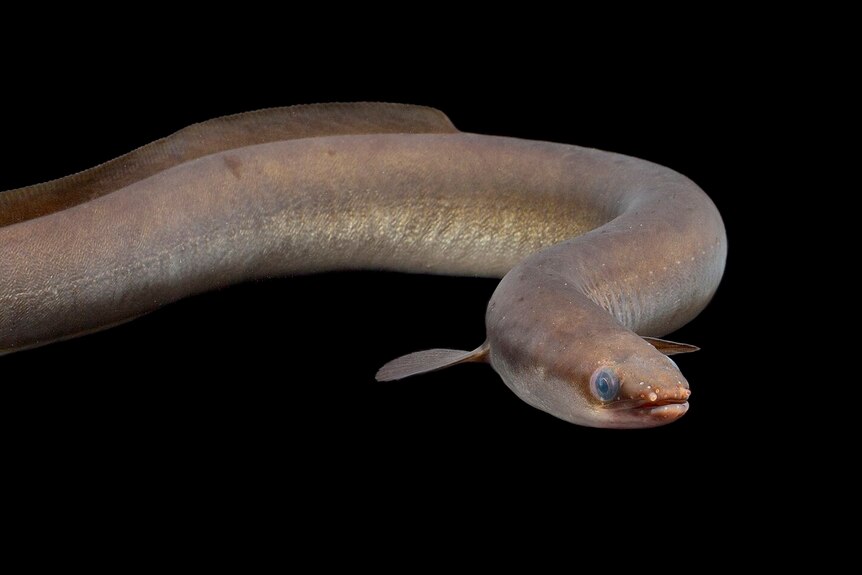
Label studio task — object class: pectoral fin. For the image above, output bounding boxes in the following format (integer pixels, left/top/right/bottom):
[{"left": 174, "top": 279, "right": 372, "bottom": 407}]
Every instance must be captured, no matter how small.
[
  {"left": 642, "top": 336, "right": 699, "bottom": 355},
  {"left": 375, "top": 342, "right": 489, "bottom": 381}
]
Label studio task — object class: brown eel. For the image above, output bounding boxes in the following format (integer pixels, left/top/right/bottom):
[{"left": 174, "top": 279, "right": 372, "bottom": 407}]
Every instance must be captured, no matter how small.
[{"left": 0, "top": 103, "right": 726, "bottom": 428}]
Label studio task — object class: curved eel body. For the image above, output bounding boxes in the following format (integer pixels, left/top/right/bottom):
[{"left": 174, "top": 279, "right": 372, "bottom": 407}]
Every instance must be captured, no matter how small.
[{"left": 0, "top": 103, "right": 726, "bottom": 428}]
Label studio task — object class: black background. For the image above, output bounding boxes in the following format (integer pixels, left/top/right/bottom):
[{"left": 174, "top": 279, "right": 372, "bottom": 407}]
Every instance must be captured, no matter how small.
[{"left": 1, "top": 41, "right": 765, "bottom": 539}]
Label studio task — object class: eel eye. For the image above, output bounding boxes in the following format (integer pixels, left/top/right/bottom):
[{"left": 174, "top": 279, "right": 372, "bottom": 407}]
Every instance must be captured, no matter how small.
[{"left": 590, "top": 368, "right": 620, "bottom": 402}]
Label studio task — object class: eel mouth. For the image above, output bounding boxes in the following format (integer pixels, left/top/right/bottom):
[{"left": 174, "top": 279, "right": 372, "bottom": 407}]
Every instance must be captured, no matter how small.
[
  {"left": 637, "top": 401, "right": 689, "bottom": 420},
  {"left": 634, "top": 398, "right": 689, "bottom": 410},
  {"left": 603, "top": 397, "right": 690, "bottom": 418},
  {"left": 604, "top": 397, "right": 688, "bottom": 409}
]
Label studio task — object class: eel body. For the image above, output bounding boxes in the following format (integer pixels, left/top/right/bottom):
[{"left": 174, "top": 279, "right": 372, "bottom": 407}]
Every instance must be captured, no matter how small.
[{"left": 0, "top": 103, "right": 726, "bottom": 428}]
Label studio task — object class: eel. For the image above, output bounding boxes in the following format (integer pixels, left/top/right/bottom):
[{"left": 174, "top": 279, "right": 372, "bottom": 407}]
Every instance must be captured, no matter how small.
[{"left": 0, "top": 103, "right": 726, "bottom": 428}]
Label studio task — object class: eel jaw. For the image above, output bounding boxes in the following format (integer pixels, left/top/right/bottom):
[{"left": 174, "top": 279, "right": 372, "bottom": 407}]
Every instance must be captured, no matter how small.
[
  {"left": 635, "top": 400, "right": 689, "bottom": 422},
  {"left": 600, "top": 397, "right": 690, "bottom": 427}
]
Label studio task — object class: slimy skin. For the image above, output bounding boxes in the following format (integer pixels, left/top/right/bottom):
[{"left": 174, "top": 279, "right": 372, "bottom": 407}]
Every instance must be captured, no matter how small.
[{"left": 0, "top": 104, "right": 726, "bottom": 428}]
